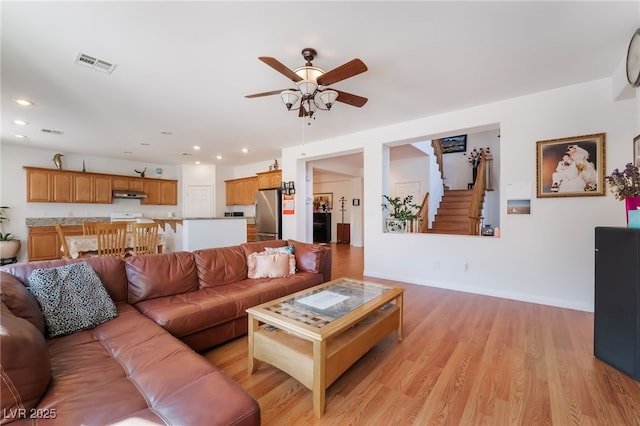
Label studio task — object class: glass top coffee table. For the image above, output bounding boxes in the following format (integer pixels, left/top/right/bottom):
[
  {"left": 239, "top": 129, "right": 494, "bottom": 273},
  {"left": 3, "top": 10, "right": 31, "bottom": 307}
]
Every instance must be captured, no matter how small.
[{"left": 246, "top": 277, "right": 404, "bottom": 418}]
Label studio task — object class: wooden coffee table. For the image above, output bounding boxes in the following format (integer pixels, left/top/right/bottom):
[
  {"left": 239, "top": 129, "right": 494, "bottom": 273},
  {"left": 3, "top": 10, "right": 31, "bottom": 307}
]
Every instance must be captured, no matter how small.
[{"left": 246, "top": 277, "right": 404, "bottom": 418}]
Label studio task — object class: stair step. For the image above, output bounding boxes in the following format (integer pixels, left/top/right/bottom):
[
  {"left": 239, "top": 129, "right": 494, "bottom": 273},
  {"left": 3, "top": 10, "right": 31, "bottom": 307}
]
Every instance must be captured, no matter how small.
[
  {"left": 431, "top": 223, "right": 469, "bottom": 232},
  {"left": 440, "top": 201, "right": 470, "bottom": 209},
  {"left": 434, "top": 215, "right": 469, "bottom": 223},
  {"left": 436, "top": 208, "right": 468, "bottom": 216}
]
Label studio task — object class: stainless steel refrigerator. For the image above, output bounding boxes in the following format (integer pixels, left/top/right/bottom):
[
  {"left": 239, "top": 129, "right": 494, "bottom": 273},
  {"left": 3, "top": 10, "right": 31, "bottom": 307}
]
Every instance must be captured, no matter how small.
[{"left": 255, "top": 188, "right": 282, "bottom": 241}]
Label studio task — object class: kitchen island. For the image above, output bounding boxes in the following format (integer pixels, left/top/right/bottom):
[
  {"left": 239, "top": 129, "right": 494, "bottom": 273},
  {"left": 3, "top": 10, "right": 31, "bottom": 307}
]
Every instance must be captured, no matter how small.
[{"left": 181, "top": 217, "right": 248, "bottom": 251}]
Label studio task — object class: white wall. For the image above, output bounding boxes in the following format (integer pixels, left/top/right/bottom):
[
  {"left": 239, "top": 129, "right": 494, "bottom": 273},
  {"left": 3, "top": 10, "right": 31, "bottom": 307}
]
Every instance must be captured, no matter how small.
[
  {"left": 282, "top": 77, "right": 637, "bottom": 312},
  {"left": 0, "top": 144, "right": 180, "bottom": 261}
]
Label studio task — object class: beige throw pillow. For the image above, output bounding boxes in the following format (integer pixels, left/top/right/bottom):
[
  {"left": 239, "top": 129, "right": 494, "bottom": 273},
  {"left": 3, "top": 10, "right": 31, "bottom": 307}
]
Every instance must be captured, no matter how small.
[{"left": 247, "top": 252, "right": 296, "bottom": 279}]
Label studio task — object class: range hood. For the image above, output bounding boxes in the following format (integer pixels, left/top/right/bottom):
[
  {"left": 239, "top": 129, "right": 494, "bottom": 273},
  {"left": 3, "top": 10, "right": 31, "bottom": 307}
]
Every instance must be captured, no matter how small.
[{"left": 112, "top": 190, "right": 148, "bottom": 199}]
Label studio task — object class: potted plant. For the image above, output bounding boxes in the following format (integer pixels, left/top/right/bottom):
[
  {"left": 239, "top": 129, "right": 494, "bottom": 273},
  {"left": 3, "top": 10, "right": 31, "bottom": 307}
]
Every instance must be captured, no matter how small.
[
  {"left": 605, "top": 162, "right": 640, "bottom": 223},
  {"left": 382, "top": 195, "right": 420, "bottom": 232},
  {"left": 0, "top": 206, "right": 21, "bottom": 262}
]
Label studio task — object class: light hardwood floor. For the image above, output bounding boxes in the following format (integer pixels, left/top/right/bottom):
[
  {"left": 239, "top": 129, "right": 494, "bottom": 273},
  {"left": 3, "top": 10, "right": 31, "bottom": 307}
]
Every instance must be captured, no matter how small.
[{"left": 204, "top": 243, "right": 640, "bottom": 425}]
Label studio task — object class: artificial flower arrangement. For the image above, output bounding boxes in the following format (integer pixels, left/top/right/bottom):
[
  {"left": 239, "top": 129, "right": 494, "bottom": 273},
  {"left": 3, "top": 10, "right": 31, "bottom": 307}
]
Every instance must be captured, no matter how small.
[
  {"left": 464, "top": 147, "right": 491, "bottom": 167},
  {"left": 605, "top": 162, "right": 640, "bottom": 200}
]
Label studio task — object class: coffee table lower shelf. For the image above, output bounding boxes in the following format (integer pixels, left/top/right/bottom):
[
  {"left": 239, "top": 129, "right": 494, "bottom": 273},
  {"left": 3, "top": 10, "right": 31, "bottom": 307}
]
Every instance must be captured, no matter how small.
[{"left": 248, "top": 304, "right": 402, "bottom": 417}]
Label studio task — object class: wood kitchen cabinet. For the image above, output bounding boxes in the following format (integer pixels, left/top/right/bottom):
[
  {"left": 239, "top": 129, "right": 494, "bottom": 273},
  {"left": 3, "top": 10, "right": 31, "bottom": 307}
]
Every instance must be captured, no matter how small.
[
  {"left": 247, "top": 223, "right": 256, "bottom": 242},
  {"left": 113, "top": 176, "right": 144, "bottom": 192},
  {"left": 143, "top": 179, "right": 177, "bottom": 205},
  {"left": 26, "top": 168, "right": 51, "bottom": 202},
  {"left": 24, "top": 167, "right": 175, "bottom": 205},
  {"left": 51, "top": 171, "right": 74, "bottom": 203},
  {"left": 74, "top": 173, "right": 112, "bottom": 204},
  {"left": 28, "top": 225, "right": 83, "bottom": 261},
  {"left": 256, "top": 170, "right": 282, "bottom": 190},
  {"left": 225, "top": 176, "right": 258, "bottom": 205}
]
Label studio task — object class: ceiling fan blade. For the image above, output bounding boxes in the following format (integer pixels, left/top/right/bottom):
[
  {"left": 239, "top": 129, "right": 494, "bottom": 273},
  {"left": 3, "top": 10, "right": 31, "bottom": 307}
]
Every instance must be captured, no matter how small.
[
  {"left": 335, "top": 89, "right": 368, "bottom": 108},
  {"left": 259, "top": 57, "right": 302, "bottom": 82},
  {"left": 317, "top": 59, "right": 367, "bottom": 86},
  {"left": 245, "top": 89, "right": 291, "bottom": 99}
]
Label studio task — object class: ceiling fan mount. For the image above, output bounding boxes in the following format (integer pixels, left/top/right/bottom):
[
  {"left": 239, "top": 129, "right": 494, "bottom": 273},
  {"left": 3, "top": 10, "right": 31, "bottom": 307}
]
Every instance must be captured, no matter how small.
[
  {"left": 301, "top": 48, "right": 317, "bottom": 66},
  {"left": 245, "top": 47, "right": 368, "bottom": 122}
]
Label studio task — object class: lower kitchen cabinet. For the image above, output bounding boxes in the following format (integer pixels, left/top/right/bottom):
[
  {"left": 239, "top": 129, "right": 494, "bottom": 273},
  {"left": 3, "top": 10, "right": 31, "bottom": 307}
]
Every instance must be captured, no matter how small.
[{"left": 28, "top": 225, "right": 83, "bottom": 261}]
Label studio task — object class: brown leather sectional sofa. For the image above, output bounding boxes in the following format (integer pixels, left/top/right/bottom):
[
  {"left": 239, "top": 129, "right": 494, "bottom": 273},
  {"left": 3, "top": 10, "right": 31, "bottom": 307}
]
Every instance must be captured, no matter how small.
[{"left": 0, "top": 239, "right": 331, "bottom": 425}]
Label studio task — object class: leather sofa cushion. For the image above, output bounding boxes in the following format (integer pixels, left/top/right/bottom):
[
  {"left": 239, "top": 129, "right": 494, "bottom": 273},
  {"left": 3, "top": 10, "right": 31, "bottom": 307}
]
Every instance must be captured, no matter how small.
[
  {"left": 194, "top": 245, "right": 248, "bottom": 288},
  {"left": 126, "top": 252, "right": 199, "bottom": 304},
  {"left": 0, "top": 272, "right": 45, "bottom": 334},
  {"left": 39, "top": 303, "right": 259, "bottom": 425},
  {"left": 212, "top": 272, "right": 326, "bottom": 315},
  {"left": 1, "top": 256, "right": 129, "bottom": 304},
  {"left": 136, "top": 272, "right": 324, "bottom": 339},
  {"left": 0, "top": 302, "right": 51, "bottom": 420},
  {"left": 134, "top": 288, "right": 238, "bottom": 337}
]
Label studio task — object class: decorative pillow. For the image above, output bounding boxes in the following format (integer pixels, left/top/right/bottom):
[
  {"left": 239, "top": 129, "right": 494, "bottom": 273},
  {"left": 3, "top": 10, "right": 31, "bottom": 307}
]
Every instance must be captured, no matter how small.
[
  {"left": 27, "top": 262, "right": 117, "bottom": 338},
  {"left": 247, "top": 252, "right": 296, "bottom": 279},
  {"left": 264, "top": 244, "right": 295, "bottom": 255}
]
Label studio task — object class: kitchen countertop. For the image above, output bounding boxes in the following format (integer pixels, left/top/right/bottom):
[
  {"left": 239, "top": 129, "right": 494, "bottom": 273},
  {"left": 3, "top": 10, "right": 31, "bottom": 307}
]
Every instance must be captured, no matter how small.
[
  {"left": 26, "top": 216, "right": 255, "bottom": 227},
  {"left": 26, "top": 217, "right": 110, "bottom": 227}
]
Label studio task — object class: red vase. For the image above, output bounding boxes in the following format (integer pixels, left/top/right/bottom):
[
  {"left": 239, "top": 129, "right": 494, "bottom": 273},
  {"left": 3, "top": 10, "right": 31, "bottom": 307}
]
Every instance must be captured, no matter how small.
[{"left": 625, "top": 196, "right": 640, "bottom": 224}]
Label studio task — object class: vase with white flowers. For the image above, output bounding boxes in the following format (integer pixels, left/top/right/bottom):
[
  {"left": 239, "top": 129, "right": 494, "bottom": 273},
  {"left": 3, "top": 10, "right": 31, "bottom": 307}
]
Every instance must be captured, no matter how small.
[{"left": 605, "top": 163, "right": 640, "bottom": 223}]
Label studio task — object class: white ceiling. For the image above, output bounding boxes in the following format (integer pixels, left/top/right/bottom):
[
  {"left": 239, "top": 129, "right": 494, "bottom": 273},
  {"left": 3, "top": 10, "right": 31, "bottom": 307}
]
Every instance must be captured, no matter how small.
[{"left": 1, "top": 1, "right": 638, "bottom": 168}]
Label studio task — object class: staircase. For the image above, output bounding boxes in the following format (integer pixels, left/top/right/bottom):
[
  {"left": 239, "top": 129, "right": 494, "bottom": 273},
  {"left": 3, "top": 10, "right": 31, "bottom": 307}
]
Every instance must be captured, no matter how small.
[{"left": 430, "top": 189, "right": 473, "bottom": 235}]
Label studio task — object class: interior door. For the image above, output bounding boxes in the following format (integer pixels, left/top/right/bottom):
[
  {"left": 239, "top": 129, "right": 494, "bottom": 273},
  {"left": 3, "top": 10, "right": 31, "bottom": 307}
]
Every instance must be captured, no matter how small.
[{"left": 185, "top": 185, "right": 213, "bottom": 217}]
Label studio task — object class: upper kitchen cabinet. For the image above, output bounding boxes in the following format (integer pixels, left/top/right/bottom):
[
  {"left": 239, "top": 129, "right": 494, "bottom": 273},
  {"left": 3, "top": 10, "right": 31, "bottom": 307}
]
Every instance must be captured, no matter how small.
[
  {"left": 24, "top": 167, "right": 176, "bottom": 205},
  {"left": 143, "top": 179, "right": 178, "bottom": 205},
  {"left": 225, "top": 176, "right": 258, "bottom": 205},
  {"left": 256, "top": 170, "right": 282, "bottom": 190},
  {"left": 26, "top": 167, "right": 51, "bottom": 202},
  {"left": 112, "top": 176, "right": 144, "bottom": 192},
  {"left": 74, "top": 173, "right": 112, "bottom": 204}
]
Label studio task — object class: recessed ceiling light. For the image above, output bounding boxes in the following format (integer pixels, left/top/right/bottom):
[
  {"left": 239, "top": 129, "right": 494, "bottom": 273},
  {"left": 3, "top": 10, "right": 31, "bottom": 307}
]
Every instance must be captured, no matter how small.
[
  {"left": 216, "top": 155, "right": 222, "bottom": 160},
  {"left": 242, "top": 148, "right": 249, "bottom": 153},
  {"left": 193, "top": 145, "right": 200, "bottom": 150},
  {"left": 195, "top": 161, "right": 201, "bottom": 165},
  {"left": 14, "top": 119, "right": 28, "bottom": 125},
  {"left": 13, "top": 98, "right": 33, "bottom": 106},
  {"left": 15, "top": 134, "right": 27, "bottom": 139}
]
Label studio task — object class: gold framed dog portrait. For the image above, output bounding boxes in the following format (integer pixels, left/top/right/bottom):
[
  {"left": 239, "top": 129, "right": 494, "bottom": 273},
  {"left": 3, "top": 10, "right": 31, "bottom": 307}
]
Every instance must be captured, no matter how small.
[{"left": 536, "top": 133, "right": 606, "bottom": 198}]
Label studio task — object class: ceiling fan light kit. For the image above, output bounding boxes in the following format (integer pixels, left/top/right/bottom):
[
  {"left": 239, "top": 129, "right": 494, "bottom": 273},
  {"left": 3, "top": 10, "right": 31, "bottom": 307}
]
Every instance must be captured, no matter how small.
[{"left": 246, "top": 48, "right": 368, "bottom": 123}]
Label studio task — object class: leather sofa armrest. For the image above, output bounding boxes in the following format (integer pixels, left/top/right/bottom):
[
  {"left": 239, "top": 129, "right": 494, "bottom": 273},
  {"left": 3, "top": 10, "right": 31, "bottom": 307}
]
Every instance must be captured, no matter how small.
[{"left": 288, "top": 240, "right": 332, "bottom": 281}]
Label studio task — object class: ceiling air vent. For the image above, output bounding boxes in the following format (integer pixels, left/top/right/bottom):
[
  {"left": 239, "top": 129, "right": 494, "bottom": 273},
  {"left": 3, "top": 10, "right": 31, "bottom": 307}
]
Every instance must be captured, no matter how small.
[
  {"left": 74, "top": 52, "right": 117, "bottom": 74},
  {"left": 41, "top": 129, "right": 65, "bottom": 136}
]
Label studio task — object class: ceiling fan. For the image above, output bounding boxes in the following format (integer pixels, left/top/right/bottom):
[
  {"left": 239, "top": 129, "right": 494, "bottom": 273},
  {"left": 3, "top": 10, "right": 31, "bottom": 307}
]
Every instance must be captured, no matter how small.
[{"left": 245, "top": 48, "right": 368, "bottom": 121}]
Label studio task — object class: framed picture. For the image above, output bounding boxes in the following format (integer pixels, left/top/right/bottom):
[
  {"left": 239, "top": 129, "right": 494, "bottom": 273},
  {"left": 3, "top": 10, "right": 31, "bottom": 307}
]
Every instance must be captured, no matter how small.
[
  {"left": 536, "top": 133, "right": 606, "bottom": 198},
  {"left": 634, "top": 134, "right": 640, "bottom": 167},
  {"left": 313, "top": 193, "right": 333, "bottom": 211},
  {"left": 436, "top": 134, "right": 467, "bottom": 154}
]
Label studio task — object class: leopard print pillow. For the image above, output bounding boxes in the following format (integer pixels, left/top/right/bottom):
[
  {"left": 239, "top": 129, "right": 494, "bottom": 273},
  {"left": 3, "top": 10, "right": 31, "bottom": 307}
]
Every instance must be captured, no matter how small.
[{"left": 28, "top": 262, "right": 117, "bottom": 338}]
